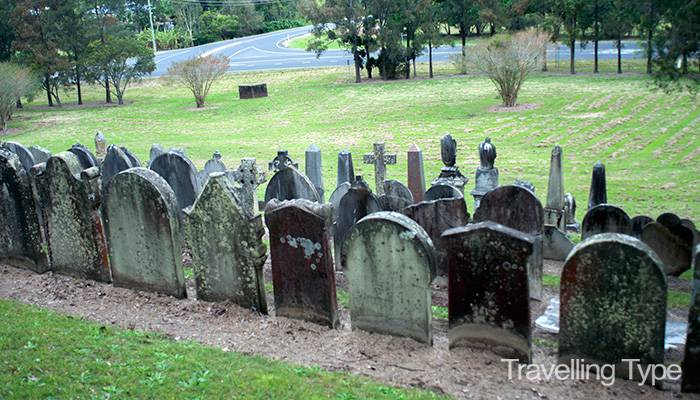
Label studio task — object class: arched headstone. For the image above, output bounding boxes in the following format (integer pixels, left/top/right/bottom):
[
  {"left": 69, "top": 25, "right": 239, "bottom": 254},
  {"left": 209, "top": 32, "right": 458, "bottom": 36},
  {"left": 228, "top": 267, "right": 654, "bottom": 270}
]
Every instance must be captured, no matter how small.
[
  {"left": 67, "top": 143, "right": 98, "bottom": 170},
  {"left": 264, "top": 167, "right": 320, "bottom": 204},
  {"left": 103, "top": 168, "right": 185, "bottom": 298},
  {"left": 341, "top": 212, "right": 436, "bottom": 344},
  {"left": 682, "top": 245, "right": 700, "bottom": 392},
  {"left": 3, "top": 141, "right": 36, "bottom": 173},
  {"left": 102, "top": 145, "right": 140, "bottom": 188},
  {"left": 581, "top": 204, "right": 632, "bottom": 241},
  {"left": 150, "top": 150, "right": 201, "bottom": 210},
  {"left": 334, "top": 176, "right": 381, "bottom": 271},
  {"left": 424, "top": 183, "right": 463, "bottom": 202}
]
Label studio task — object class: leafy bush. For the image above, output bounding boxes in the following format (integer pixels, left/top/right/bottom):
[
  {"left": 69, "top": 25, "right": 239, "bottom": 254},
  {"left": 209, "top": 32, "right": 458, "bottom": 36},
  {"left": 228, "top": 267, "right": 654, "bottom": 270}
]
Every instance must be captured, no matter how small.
[
  {"left": 262, "top": 19, "right": 304, "bottom": 33},
  {"left": 168, "top": 54, "right": 229, "bottom": 108}
]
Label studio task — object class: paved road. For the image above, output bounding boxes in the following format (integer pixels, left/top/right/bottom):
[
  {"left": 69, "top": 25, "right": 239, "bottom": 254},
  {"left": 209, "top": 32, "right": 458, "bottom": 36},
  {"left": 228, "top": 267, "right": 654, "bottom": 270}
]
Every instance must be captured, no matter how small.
[{"left": 151, "top": 26, "right": 644, "bottom": 77}]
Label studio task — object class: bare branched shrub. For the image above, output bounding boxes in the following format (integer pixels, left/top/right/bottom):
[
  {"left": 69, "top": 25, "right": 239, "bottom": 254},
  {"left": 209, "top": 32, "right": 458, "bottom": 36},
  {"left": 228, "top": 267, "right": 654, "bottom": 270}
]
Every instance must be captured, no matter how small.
[
  {"left": 0, "top": 63, "right": 37, "bottom": 130},
  {"left": 168, "top": 54, "right": 229, "bottom": 108},
  {"left": 467, "top": 30, "right": 551, "bottom": 107}
]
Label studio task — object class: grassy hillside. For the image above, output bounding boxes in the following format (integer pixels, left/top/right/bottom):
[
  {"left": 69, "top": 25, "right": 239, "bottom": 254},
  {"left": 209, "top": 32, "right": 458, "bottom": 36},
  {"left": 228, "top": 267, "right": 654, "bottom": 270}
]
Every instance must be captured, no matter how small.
[{"left": 6, "top": 63, "right": 699, "bottom": 222}]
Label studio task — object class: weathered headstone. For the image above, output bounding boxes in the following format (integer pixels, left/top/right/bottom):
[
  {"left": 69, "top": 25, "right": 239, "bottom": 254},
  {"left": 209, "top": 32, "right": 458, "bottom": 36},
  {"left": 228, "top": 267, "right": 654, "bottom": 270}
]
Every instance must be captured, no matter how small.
[
  {"left": 265, "top": 199, "right": 338, "bottom": 327},
  {"left": 402, "top": 197, "right": 470, "bottom": 278},
  {"left": 94, "top": 131, "right": 107, "bottom": 157},
  {"left": 184, "top": 173, "right": 267, "bottom": 311},
  {"left": 34, "top": 152, "right": 110, "bottom": 282},
  {"left": 473, "top": 184, "right": 544, "bottom": 299},
  {"left": 0, "top": 149, "right": 48, "bottom": 272},
  {"left": 103, "top": 168, "right": 185, "bottom": 298},
  {"left": 681, "top": 218, "right": 700, "bottom": 248},
  {"left": 2, "top": 141, "right": 36, "bottom": 173},
  {"left": 149, "top": 143, "right": 166, "bottom": 165},
  {"left": 67, "top": 143, "right": 98, "bottom": 170},
  {"left": 102, "top": 144, "right": 141, "bottom": 188},
  {"left": 682, "top": 245, "right": 700, "bottom": 393},
  {"left": 336, "top": 150, "right": 355, "bottom": 187},
  {"left": 433, "top": 134, "right": 468, "bottom": 194},
  {"left": 238, "top": 83, "right": 268, "bottom": 99},
  {"left": 470, "top": 137, "right": 498, "bottom": 210},
  {"left": 442, "top": 221, "right": 534, "bottom": 363},
  {"left": 559, "top": 234, "right": 666, "bottom": 383},
  {"left": 232, "top": 157, "right": 266, "bottom": 215},
  {"left": 268, "top": 150, "right": 298, "bottom": 172},
  {"left": 424, "top": 183, "right": 463, "bottom": 202},
  {"left": 264, "top": 166, "right": 320, "bottom": 204},
  {"left": 305, "top": 143, "right": 325, "bottom": 202},
  {"left": 362, "top": 142, "right": 397, "bottom": 196},
  {"left": 631, "top": 215, "right": 654, "bottom": 239},
  {"left": 407, "top": 144, "right": 426, "bottom": 203},
  {"left": 202, "top": 151, "right": 227, "bottom": 176},
  {"left": 513, "top": 180, "right": 535, "bottom": 194},
  {"left": 544, "top": 145, "right": 566, "bottom": 231},
  {"left": 334, "top": 175, "right": 381, "bottom": 271},
  {"left": 150, "top": 150, "right": 201, "bottom": 210},
  {"left": 341, "top": 212, "right": 436, "bottom": 344},
  {"left": 543, "top": 225, "right": 574, "bottom": 261},
  {"left": 564, "top": 193, "right": 580, "bottom": 233},
  {"left": 378, "top": 179, "right": 413, "bottom": 212},
  {"left": 642, "top": 221, "right": 692, "bottom": 276},
  {"left": 329, "top": 181, "right": 351, "bottom": 228},
  {"left": 657, "top": 212, "right": 695, "bottom": 250},
  {"left": 587, "top": 161, "right": 607, "bottom": 210},
  {"left": 28, "top": 145, "right": 51, "bottom": 164},
  {"left": 580, "top": 204, "right": 632, "bottom": 241}
]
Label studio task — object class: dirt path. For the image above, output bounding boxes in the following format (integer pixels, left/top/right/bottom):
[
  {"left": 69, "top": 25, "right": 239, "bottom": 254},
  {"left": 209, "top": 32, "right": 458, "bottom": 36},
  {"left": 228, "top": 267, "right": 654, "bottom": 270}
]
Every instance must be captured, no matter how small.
[{"left": 0, "top": 260, "right": 696, "bottom": 400}]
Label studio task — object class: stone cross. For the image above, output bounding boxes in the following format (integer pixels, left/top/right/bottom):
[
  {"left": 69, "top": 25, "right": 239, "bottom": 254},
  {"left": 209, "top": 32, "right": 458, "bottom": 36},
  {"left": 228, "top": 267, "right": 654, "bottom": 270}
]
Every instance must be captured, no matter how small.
[
  {"left": 362, "top": 142, "right": 396, "bottom": 196},
  {"left": 233, "top": 157, "right": 266, "bottom": 214},
  {"left": 94, "top": 131, "right": 107, "bottom": 157},
  {"left": 268, "top": 150, "right": 298, "bottom": 172}
]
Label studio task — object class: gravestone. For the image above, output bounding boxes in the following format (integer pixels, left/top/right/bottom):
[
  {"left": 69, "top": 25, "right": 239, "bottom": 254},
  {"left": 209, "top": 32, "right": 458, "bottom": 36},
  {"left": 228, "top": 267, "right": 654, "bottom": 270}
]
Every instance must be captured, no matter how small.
[
  {"left": 264, "top": 166, "right": 320, "bottom": 204},
  {"left": 67, "top": 143, "right": 98, "bottom": 170},
  {"left": 580, "top": 204, "right": 632, "bottom": 241},
  {"left": 238, "top": 83, "right": 268, "bottom": 99},
  {"left": 329, "top": 181, "right": 351, "bottom": 229},
  {"left": 184, "top": 173, "right": 267, "bottom": 311},
  {"left": 470, "top": 137, "right": 498, "bottom": 210},
  {"left": 102, "top": 145, "right": 142, "bottom": 188},
  {"left": 94, "top": 131, "right": 107, "bottom": 157},
  {"left": 424, "top": 183, "right": 463, "bottom": 202},
  {"left": 588, "top": 161, "right": 607, "bottom": 209},
  {"left": 682, "top": 245, "right": 700, "bottom": 392},
  {"left": 544, "top": 145, "right": 566, "bottom": 231},
  {"left": 543, "top": 225, "right": 574, "bottom": 261},
  {"left": 681, "top": 218, "right": 700, "bottom": 248},
  {"left": 150, "top": 150, "right": 201, "bottom": 210},
  {"left": 362, "top": 142, "right": 397, "bottom": 196},
  {"left": 341, "top": 212, "right": 436, "bottom": 344},
  {"left": 378, "top": 179, "right": 413, "bottom": 212},
  {"left": 564, "top": 193, "right": 580, "bottom": 233},
  {"left": 265, "top": 199, "right": 338, "bottom": 328},
  {"left": 473, "top": 184, "right": 544, "bottom": 299},
  {"left": 336, "top": 150, "right": 355, "bottom": 187},
  {"left": 103, "top": 168, "right": 185, "bottom": 298},
  {"left": 0, "top": 149, "right": 48, "bottom": 273},
  {"left": 34, "top": 152, "right": 110, "bottom": 282},
  {"left": 433, "top": 134, "right": 468, "bottom": 194},
  {"left": 631, "top": 215, "right": 654, "bottom": 239},
  {"left": 305, "top": 143, "right": 325, "bottom": 202},
  {"left": 233, "top": 157, "right": 266, "bottom": 215},
  {"left": 559, "top": 234, "right": 666, "bottom": 383},
  {"left": 202, "top": 151, "right": 227, "bottom": 177},
  {"left": 442, "top": 221, "right": 534, "bottom": 363},
  {"left": 2, "top": 141, "right": 36, "bottom": 173},
  {"left": 29, "top": 145, "right": 51, "bottom": 164},
  {"left": 334, "top": 175, "right": 381, "bottom": 271},
  {"left": 657, "top": 212, "right": 695, "bottom": 250},
  {"left": 642, "top": 222, "right": 692, "bottom": 276},
  {"left": 402, "top": 197, "right": 470, "bottom": 278},
  {"left": 407, "top": 144, "right": 426, "bottom": 203},
  {"left": 149, "top": 143, "right": 166, "bottom": 165},
  {"left": 513, "top": 180, "right": 535, "bottom": 194},
  {"left": 268, "top": 150, "right": 298, "bottom": 172}
]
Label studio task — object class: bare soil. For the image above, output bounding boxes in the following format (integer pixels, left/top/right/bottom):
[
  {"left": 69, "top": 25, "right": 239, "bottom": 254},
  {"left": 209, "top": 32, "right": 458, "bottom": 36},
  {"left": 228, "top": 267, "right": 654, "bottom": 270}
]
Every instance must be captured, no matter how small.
[{"left": 0, "top": 257, "right": 696, "bottom": 400}]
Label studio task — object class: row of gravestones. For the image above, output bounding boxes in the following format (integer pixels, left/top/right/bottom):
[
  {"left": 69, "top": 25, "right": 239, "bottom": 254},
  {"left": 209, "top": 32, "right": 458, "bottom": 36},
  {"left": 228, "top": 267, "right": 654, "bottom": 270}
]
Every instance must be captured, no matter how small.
[{"left": 2, "top": 137, "right": 699, "bottom": 390}]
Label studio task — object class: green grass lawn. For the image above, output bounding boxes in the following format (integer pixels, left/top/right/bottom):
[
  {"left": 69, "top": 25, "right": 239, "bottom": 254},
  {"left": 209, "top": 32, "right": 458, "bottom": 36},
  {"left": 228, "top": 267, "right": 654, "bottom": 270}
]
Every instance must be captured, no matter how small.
[{"left": 8, "top": 63, "right": 699, "bottom": 222}]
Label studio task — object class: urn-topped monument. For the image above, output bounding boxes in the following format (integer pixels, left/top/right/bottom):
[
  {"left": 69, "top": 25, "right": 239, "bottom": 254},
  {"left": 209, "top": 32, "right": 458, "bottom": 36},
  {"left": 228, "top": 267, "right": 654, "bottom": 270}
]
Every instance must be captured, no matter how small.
[
  {"left": 431, "top": 134, "right": 468, "bottom": 193},
  {"left": 470, "top": 136, "right": 499, "bottom": 210}
]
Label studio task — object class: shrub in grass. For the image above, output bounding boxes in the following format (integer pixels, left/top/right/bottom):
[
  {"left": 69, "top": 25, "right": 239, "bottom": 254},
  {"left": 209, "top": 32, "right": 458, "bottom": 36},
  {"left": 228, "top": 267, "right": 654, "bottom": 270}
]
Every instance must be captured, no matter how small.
[{"left": 168, "top": 54, "right": 229, "bottom": 108}]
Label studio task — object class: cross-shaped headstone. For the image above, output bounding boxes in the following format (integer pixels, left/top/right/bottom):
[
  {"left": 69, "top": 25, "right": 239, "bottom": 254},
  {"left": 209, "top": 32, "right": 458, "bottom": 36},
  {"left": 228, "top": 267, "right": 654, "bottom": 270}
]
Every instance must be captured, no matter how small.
[
  {"left": 362, "top": 142, "right": 396, "bottom": 196},
  {"left": 268, "top": 150, "right": 298, "bottom": 172},
  {"left": 234, "top": 157, "right": 266, "bottom": 214}
]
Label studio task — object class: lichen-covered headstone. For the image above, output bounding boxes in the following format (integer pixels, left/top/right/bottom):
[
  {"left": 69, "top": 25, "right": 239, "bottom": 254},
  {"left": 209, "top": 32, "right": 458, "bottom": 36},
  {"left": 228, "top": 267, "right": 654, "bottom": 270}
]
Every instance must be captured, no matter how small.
[
  {"left": 233, "top": 157, "right": 266, "bottom": 215},
  {"left": 341, "top": 212, "right": 436, "bottom": 344},
  {"left": 473, "top": 184, "right": 544, "bottom": 299},
  {"left": 34, "top": 152, "right": 110, "bottom": 282},
  {"left": 682, "top": 245, "right": 700, "bottom": 392},
  {"left": 334, "top": 175, "right": 381, "bottom": 271},
  {"left": 581, "top": 204, "right": 632, "bottom": 241},
  {"left": 378, "top": 179, "right": 413, "bottom": 212},
  {"left": 150, "top": 150, "right": 201, "bottom": 210},
  {"left": 184, "top": 173, "right": 267, "bottom": 312},
  {"left": 94, "top": 131, "right": 107, "bottom": 157},
  {"left": 0, "top": 149, "right": 48, "bottom": 272},
  {"left": 265, "top": 199, "right": 338, "bottom": 327},
  {"left": 103, "top": 168, "right": 185, "bottom": 298},
  {"left": 402, "top": 197, "right": 470, "bottom": 278},
  {"left": 2, "top": 141, "right": 36, "bottom": 173},
  {"left": 28, "top": 145, "right": 51, "bottom": 164},
  {"left": 559, "top": 234, "right": 666, "bottom": 383},
  {"left": 442, "top": 221, "right": 534, "bottom": 363}
]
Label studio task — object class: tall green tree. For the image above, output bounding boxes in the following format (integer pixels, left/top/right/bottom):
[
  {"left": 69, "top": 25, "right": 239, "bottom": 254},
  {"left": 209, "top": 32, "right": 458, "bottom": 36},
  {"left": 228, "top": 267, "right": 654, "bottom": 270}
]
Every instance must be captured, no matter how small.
[
  {"left": 552, "top": 0, "right": 593, "bottom": 74},
  {"left": 439, "top": 0, "right": 480, "bottom": 73},
  {"left": 635, "top": 0, "right": 669, "bottom": 74},
  {"left": 58, "top": 0, "right": 95, "bottom": 105},
  {"left": 601, "top": 0, "right": 635, "bottom": 74},
  {"left": 652, "top": 0, "right": 700, "bottom": 92},
  {"left": 0, "top": 0, "right": 15, "bottom": 62}
]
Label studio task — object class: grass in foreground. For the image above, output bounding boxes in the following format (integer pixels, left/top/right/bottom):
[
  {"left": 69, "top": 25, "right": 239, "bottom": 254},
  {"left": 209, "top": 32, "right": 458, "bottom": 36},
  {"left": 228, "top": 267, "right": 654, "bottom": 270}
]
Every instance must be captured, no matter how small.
[{"left": 0, "top": 299, "right": 444, "bottom": 399}]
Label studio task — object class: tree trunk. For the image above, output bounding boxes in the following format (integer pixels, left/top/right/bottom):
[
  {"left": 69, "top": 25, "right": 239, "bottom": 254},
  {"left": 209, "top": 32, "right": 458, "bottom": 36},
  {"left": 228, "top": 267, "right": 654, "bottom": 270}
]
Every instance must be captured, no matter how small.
[
  {"left": 16, "top": 99, "right": 22, "bottom": 109},
  {"left": 594, "top": 0, "right": 599, "bottom": 73},
  {"left": 682, "top": 54, "right": 688, "bottom": 73},
  {"left": 76, "top": 68, "right": 83, "bottom": 105},
  {"left": 46, "top": 79, "right": 53, "bottom": 107},
  {"left": 353, "top": 45, "right": 362, "bottom": 83},
  {"left": 570, "top": 38, "right": 576, "bottom": 75},
  {"left": 405, "top": 27, "right": 411, "bottom": 80},
  {"left": 381, "top": 46, "right": 387, "bottom": 80},
  {"left": 646, "top": 29, "right": 653, "bottom": 74},
  {"left": 105, "top": 75, "right": 112, "bottom": 103},
  {"left": 617, "top": 38, "right": 622, "bottom": 74},
  {"left": 429, "top": 42, "right": 433, "bottom": 79}
]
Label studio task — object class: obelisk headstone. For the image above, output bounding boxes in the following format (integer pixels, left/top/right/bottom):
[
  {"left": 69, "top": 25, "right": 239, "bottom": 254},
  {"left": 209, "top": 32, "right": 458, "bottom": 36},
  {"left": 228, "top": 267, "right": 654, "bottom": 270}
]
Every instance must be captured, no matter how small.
[
  {"left": 544, "top": 145, "right": 566, "bottom": 231},
  {"left": 305, "top": 143, "right": 325, "bottom": 202},
  {"left": 407, "top": 144, "right": 426, "bottom": 203},
  {"left": 588, "top": 161, "right": 607, "bottom": 210}
]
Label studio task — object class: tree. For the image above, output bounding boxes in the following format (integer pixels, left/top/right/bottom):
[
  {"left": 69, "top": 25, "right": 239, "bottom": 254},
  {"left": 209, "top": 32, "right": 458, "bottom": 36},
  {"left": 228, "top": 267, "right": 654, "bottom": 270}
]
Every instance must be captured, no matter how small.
[
  {"left": 168, "top": 54, "right": 229, "bottom": 108},
  {"left": 440, "top": 0, "right": 480, "bottom": 73},
  {"left": 652, "top": 0, "right": 700, "bottom": 92},
  {"left": 0, "top": 0, "right": 15, "bottom": 61},
  {"left": 552, "top": 0, "right": 592, "bottom": 74},
  {"left": 468, "top": 29, "right": 551, "bottom": 107},
  {"left": 0, "top": 63, "right": 38, "bottom": 130},
  {"left": 83, "top": 37, "right": 155, "bottom": 105}
]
